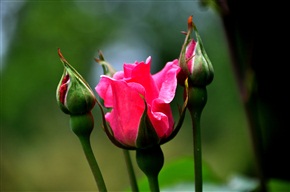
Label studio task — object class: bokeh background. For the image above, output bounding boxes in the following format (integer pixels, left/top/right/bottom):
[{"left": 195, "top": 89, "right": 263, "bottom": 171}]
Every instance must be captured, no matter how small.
[{"left": 2, "top": 1, "right": 287, "bottom": 191}]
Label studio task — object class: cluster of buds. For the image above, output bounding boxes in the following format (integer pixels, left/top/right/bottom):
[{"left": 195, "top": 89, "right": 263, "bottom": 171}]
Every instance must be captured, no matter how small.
[
  {"left": 55, "top": 15, "right": 214, "bottom": 148},
  {"left": 55, "top": 15, "right": 214, "bottom": 192}
]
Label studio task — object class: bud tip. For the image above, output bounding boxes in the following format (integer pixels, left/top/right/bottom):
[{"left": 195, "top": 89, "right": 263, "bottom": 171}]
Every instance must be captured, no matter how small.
[
  {"left": 187, "top": 15, "right": 193, "bottom": 29},
  {"left": 58, "top": 48, "right": 68, "bottom": 63}
]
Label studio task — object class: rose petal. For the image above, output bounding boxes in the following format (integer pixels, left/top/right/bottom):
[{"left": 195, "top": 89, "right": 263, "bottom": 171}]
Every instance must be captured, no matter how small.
[
  {"left": 153, "top": 59, "right": 180, "bottom": 103},
  {"left": 125, "top": 57, "right": 159, "bottom": 104},
  {"left": 101, "top": 77, "right": 145, "bottom": 146},
  {"left": 148, "top": 98, "right": 174, "bottom": 138}
]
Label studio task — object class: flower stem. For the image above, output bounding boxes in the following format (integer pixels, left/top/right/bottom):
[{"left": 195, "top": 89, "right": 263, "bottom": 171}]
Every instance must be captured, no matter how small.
[
  {"left": 78, "top": 135, "right": 107, "bottom": 192},
  {"left": 189, "top": 108, "right": 203, "bottom": 192},
  {"left": 123, "top": 149, "right": 139, "bottom": 192},
  {"left": 70, "top": 113, "right": 107, "bottom": 191},
  {"left": 147, "top": 174, "right": 160, "bottom": 192},
  {"left": 187, "top": 86, "right": 207, "bottom": 192},
  {"left": 136, "top": 145, "right": 164, "bottom": 192}
]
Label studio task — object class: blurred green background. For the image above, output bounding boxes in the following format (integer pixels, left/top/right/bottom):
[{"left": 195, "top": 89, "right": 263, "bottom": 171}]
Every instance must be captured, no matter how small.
[{"left": 1, "top": 1, "right": 257, "bottom": 191}]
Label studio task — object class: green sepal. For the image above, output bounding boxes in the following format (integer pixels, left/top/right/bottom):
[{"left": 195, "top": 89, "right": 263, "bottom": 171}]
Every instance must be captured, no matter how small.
[
  {"left": 65, "top": 70, "right": 96, "bottom": 114},
  {"left": 136, "top": 97, "right": 160, "bottom": 149},
  {"left": 95, "top": 50, "right": 116, "bottom": 77},
  {"left": 188, "top": 23, "right": 214, "bottom": 87},
  {"left": 160, "top": 78, "right": 189, "bottom": 144},
  {"left": 177, "top": 17, "right": 194, "bottom": 84}
]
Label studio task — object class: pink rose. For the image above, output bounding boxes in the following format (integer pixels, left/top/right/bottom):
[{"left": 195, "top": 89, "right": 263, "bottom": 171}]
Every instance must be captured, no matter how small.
[{"left": 95, "top": 56, "right": 180, "bottom": 148}]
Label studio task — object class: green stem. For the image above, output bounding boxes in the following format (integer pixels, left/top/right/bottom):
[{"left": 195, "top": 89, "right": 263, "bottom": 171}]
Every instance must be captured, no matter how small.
[
  {"left": 147, "top": 175, "right": 160, "bottom": 192},
  {"left": 78, "top": 135, "right": 107, "bottom": 192},
  {"left": 189, "top": 109, "right": 202, "bottom": 192},
  {"left": 136, "top": 145, "right": 164, "bottom": 192},
  {"left": 70, "top": 113, "right": 107, "bottom": 192},
  {"left": 187, "top": 87, "right": 207, "bottom": 192},
  {"left": 123, "top": 149, "right": 139, "bottom": 192}
]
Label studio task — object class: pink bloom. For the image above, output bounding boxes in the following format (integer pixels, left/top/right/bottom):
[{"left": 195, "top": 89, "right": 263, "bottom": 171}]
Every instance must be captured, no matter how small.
[{"left": 95, "top": 57, "right": 180, "bottom": 148}]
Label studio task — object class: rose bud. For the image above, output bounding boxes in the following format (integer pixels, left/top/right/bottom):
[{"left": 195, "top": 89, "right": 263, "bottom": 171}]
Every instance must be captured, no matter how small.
[
  {"left": 56, "top": 48, "right": 96, "bottom": 115},
  {"left": 178, "top": 15, "right": 214, "bottom": 87}
]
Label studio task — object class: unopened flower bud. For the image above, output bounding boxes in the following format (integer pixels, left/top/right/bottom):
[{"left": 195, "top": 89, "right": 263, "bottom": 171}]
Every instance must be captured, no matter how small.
[
  {"left": 178, "top": 15, "right": 214, "bottom": 87},
  {"left": 186, "top": 38, "right": 214, "bottom": 87},
  {"left": 56, "top": 48, "right": 96, "bottom": 115}
]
